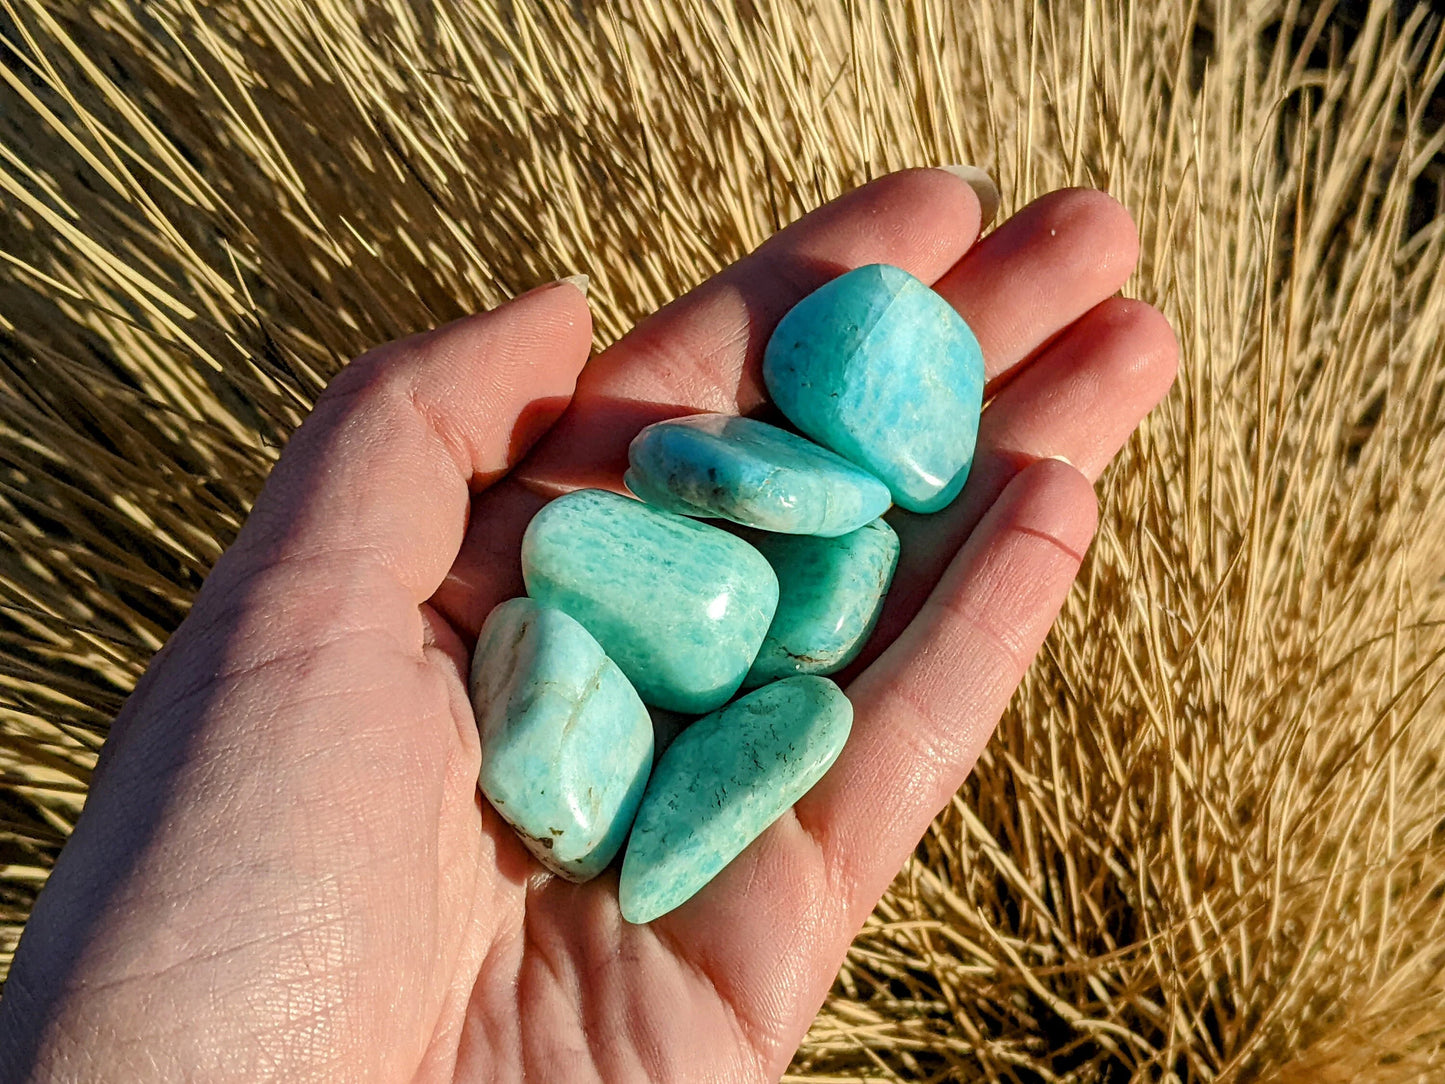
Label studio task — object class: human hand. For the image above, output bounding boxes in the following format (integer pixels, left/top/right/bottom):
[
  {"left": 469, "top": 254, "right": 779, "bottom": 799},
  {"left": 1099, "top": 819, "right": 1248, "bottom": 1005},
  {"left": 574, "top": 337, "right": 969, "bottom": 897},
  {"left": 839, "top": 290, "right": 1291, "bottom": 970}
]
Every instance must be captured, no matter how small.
[{"left": 0, "top": 168, "right": 1176, "bottom": 1082}]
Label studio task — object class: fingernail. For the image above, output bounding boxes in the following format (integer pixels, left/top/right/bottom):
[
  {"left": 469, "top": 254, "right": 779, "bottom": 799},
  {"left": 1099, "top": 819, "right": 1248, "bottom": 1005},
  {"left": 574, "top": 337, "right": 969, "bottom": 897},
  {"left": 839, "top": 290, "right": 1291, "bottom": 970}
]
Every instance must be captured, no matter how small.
[
  {"left": 1046, "top": 454, "right": 1077, "bottom": 468},
  {"left": 519, "top": 274, "right": 589, "bottom": 302},
  {"left": 937, "top": 164, "right": 1000, "bottom": 228}
]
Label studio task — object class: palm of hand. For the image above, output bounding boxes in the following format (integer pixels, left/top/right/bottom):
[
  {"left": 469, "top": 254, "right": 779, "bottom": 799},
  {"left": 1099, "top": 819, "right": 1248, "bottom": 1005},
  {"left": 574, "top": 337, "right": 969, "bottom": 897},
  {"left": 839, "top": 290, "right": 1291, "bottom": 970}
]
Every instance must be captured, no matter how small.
[{"left": 0, "top": 172, "right": 1175, "bottom": 1083}]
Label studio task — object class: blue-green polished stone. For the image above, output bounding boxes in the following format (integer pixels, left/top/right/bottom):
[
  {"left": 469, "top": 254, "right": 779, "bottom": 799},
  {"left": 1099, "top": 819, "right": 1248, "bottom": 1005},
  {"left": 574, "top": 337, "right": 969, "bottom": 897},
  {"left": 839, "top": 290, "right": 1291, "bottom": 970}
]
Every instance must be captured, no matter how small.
[
  {"left": 742, "top": 518, "right": 899, "bottom": 686},
  {"left": 762, "top": 263, "right": 985, "bottom": 513},
  {"left": 521, "top": 489, "right": 779, "bottom": 714},
  {"left": 469, "top": 597, "right": 653, "bottom": 882},
  {"left": 619, "top": 675, "right": 853, "bottom": 924},
  {"left": 624, "top": 413, "right": 892, "bottom": 537}
]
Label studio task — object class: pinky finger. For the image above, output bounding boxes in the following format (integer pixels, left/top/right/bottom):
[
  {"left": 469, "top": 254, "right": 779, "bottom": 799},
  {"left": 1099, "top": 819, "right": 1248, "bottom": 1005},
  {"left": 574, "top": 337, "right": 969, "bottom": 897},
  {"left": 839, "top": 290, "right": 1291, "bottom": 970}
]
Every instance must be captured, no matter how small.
[{"left": 799, "top": 458, "right": 1099, "bottom": 922}]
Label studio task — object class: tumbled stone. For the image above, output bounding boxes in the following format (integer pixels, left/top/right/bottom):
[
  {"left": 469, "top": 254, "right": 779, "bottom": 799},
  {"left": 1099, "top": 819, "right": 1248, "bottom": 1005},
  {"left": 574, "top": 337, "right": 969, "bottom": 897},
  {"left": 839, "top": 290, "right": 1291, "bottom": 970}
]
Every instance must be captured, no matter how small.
[
  {"left": 521, "top": 489, "right": 778, "bottom": 714},
  {"left": 624, "top": 413, "right": 891, "bottom": 537},
  {"left": 469, "top": 597, "right": 653, "bottom": 882},
  {"left": 742, "top": 517, "right": 899, "bottom": 686},
  {"left": 618, "top": 675, "right": 852, "bottom": 924},
  {"left": 762, "top": 263, "right": 985, "bottom": 513}
]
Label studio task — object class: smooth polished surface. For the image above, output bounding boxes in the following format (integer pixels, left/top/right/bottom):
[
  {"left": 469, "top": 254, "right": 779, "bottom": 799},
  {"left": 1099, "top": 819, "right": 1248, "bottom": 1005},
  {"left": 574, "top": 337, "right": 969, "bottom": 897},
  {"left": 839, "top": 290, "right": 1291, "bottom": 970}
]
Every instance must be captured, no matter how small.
[
  {"left": 618, "top": 675, "right": 852, "bottom": 924},
  {"left": 762, "top": 263, "right": 985, "bottom": 512},
  {"left": 469, "top": 598, "right": 653, "bottom": 882},
  {"left": 521, "top": 489, "right": 778, "bottom": 714},
  {"left": 742, "top": 518, "right": 899, "bottom": 685},
  {"left": 624, "top": 413, "right": 891, "bottom": 536}
]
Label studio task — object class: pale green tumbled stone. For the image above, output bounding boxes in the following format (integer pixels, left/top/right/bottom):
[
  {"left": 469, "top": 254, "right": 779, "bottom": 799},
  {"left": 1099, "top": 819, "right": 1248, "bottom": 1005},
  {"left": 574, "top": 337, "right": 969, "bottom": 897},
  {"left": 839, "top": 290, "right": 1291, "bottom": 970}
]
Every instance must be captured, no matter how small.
[
  {"left": 618, "top": 676, "right": 852, "bottom": 924},
  {"left": 521, "top": 489, "right": 779, "bottom": 714},
  {"left": 625, "top": 413, "right": 891, "bottom": 536},
  {"left": 469, "top": 597, "right": 653, "bottom": 882},
  {"left": 742, "top": 518, "right": 899, "bottom": 686},
  {"left": 763, "top": 263, "right": 985, "bottom": 513}
]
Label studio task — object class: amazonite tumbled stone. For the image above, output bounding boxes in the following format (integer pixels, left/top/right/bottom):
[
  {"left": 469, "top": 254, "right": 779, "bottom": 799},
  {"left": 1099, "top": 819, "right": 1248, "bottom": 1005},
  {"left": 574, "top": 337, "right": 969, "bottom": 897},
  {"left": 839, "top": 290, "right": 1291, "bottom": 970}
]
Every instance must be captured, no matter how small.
[
  {"left": 762, "top": 263, "right": 985, "bottom": 513},
  {"left": 521, "top": 489, "right": 778, "bottom": 714},
  {"left": 742, "top": 518, "right": 899, "bottom": 686},
  {"left": 469, "top": 597, "right": 653, "bottom": 882},
  {"left": 624, "top": 413, "right": 891, "bottom": 537},
  {"left": 619, "top": 675, "right": 852, "bottom": 923}
]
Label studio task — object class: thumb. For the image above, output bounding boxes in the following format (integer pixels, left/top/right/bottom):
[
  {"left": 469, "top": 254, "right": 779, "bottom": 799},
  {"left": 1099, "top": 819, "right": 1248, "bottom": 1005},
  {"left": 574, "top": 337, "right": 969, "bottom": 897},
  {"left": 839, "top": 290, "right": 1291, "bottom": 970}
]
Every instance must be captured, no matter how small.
[{"left": 224, "top": 278, "right": 592, "bottom": 603}]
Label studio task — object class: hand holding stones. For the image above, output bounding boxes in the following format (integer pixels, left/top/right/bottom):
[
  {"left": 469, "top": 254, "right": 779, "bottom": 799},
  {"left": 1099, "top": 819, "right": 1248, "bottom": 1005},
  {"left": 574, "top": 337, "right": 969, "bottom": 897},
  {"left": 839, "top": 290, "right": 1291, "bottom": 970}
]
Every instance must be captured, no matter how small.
[{"left": 469, "top": 263, "right": 984, "bottom": 921}]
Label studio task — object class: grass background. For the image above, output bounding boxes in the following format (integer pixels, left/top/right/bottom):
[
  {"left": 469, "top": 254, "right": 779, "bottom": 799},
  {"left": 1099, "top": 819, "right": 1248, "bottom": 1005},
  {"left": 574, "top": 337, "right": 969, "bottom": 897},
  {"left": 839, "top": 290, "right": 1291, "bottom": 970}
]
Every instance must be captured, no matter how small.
[{"left": 1, "top": 0, "right": 1443, "bottom": 1078}]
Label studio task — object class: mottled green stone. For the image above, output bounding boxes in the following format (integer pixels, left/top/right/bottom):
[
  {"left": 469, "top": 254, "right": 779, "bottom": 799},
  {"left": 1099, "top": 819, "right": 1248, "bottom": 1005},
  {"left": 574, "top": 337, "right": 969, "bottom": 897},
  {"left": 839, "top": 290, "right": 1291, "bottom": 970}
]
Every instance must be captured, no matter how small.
[
  {"left": 520, "top": 489, "right": 779, "bottom": 714},
  {"left": 742, "top": 518, "right": 899, "bottom": 685},
  {"left": 469, "top": 598, "right": 653, "bottom": 882},
  {"left": 619, "top": 676, "right": 853, "bottom": 924},
  {"left": 762, "top": 263, "right": 985, "bottom": 513},
  {"left": 625, "top": 413, "right": 891, "bottom": 536}
]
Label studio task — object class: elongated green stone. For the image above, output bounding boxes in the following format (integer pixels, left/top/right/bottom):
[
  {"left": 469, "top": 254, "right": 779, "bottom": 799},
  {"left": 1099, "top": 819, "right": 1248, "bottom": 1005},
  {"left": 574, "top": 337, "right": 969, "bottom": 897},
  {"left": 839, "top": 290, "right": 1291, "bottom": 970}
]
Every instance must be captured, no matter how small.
[
  {"left": 521, "top": 489, "right": 779, "bottom": 714},
  {"left": 742, "top": 518, "right": 899, "bottom": 685},
  {"left": 618, "top": 676, "right": 852, "bottom": 924},
  {"left": 469, "top": 598, "right": 653, "bottom": 882},
  {"left": 624, "top": 413, "right": 891, "bottom": 536},
  {"left": 762, "top": 263, "right": 985, "bottom": 513}
]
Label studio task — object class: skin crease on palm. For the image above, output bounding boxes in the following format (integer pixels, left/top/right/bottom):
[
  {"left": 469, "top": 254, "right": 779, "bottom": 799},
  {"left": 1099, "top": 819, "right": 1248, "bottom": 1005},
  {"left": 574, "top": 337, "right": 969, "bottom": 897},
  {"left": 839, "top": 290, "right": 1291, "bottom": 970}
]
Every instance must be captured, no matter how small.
[{"left": 0, "top": 169, "right": 1177, "bottom": 1083}]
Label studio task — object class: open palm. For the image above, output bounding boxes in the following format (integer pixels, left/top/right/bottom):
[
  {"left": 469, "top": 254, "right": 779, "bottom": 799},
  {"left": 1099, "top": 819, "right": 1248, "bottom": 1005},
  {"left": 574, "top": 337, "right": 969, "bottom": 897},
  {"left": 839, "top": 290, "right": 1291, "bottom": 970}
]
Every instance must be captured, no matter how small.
[{"left": 0, "top": 169, "right": 1175, "bottom": 1083}]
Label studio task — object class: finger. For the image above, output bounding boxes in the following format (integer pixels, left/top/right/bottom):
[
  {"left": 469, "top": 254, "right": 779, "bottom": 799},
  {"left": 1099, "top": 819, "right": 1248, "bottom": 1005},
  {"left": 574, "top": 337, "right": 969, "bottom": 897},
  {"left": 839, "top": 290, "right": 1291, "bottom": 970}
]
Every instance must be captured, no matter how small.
[
  {"left": 652, "top": 460, "right": 1099, "bottom": 1064},
  {"left": 870, "top": 297, "right": 1178, "bottom": 654},
  {"left": 542, "top": 185, "right": 1138, "bottom": 483},
  {"left": 222, "top": 281, "right": 592, "bottom": 605},
  {"left": 436, "top": 185, "right": 1142, "bottom": 638},
  {"left": 808, "top": 458, "right": 1100, "bottom": 919},
  {"left": 936, "top": 187, "right": 1141, "bottom": 386},
  {"left": 433, "top": 167, "right": 986, "bottom": 633},
  {"left": 525, "top": 168, "right": 984, "bottom": 485}
]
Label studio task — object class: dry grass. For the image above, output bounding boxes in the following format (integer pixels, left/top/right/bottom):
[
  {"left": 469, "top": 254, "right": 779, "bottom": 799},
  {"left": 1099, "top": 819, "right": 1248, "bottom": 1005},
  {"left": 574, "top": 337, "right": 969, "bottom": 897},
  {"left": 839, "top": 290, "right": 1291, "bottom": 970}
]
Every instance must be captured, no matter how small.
[{"left": 1, "top": 0, "right": 1444, "bottom": 1078}]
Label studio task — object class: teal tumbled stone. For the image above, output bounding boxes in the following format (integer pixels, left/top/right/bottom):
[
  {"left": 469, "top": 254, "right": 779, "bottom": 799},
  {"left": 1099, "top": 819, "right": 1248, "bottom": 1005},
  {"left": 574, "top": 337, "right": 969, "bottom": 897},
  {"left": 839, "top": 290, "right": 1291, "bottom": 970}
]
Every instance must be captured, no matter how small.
[
  {"left": 624, "top": 413, "right": 891, "bottom": 537},
  {"left": 618, "top": 675, "right": 852, "bottom": 924},
  {"left": 762, "top": 263, "right": 985, "bottom": 513},
  {"left": 742, "top": 518, "right": 900, "bottom": 686},
  {"left": 469, "top": 597, "right": 653, "bottom": 882},
  {"left": 521, "top": 489, "right": 779, "bottom": 714}
]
